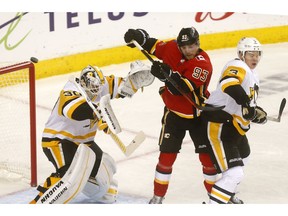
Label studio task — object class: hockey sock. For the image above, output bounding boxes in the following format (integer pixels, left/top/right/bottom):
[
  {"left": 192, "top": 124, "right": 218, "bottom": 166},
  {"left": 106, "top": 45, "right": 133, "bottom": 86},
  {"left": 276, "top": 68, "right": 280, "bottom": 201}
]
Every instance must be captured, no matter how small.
[
  {"left": 199, "top": 153, "right": 217, "bottom": 194},
  {"left": 209, "top": 184, "right": 234, "bottom": 204},
  {"left": 153, "top": 152, "right": 177, "bottom": 197}
]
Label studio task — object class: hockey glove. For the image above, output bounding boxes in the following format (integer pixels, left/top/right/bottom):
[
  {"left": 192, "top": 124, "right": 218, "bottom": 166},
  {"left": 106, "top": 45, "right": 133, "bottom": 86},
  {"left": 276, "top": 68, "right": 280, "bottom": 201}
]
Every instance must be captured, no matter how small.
[
  {"left": 124, "top": 29, "right": 150, "bottom": 48},
  {"left": 166, "top": 72, "right": 193, "bottom": 95},
  {"left": 151, "top": 61, "right": 172, "bottom": 82},
  {"left": 252, "top": 106, "right": 267, "bottom": 124},
  {"left": 97, "top": 119, "right": 111, "bottom": 134},
  {"left": 242, "top": 103, "right": 256, "bottom": 121}
]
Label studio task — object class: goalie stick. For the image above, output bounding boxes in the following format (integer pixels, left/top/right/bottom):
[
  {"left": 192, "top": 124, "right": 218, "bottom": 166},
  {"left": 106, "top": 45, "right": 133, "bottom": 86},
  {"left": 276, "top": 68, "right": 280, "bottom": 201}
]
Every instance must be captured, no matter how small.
[
  {"left": 70, "top": 75, "right": 146, "bottom": 156},
  {"left": 130, "top": 40, "right": 225, "bottom": 112},
  {"left": 267, "top": 98, "right": 286, "bottom": 122},
  {"left": 110, "top": 131, "right": 146, "bottom": 157}
]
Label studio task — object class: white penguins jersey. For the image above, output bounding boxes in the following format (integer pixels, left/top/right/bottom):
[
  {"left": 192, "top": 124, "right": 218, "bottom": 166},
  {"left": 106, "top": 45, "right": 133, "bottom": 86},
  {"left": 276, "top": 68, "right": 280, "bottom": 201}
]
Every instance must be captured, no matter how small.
[
  {"left": 42, "top": 75, "right": 123, "bottom": 146},
  {"left": 205, "top": 58, "right": 259, "bottom": 133}
]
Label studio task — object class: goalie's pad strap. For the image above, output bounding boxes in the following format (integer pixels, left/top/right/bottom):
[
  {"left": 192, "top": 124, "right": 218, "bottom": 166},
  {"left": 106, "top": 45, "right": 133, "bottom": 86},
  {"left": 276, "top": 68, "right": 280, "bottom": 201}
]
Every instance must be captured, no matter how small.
[
  {"left": 37, "top": 185, "right": 47, "bottom": 194},
  {"left": 36, "top": 144, "right": 96, "bottom": 204}
]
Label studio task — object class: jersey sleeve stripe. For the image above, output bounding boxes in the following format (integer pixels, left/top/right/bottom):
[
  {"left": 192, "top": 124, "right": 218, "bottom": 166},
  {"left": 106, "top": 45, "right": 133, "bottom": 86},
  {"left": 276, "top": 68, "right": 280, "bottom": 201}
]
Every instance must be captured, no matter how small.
[
  {"left": 62, "top": 97, "right": 86, "bottom": 119},
  {"left": 220, "top": 78, "right": 239, "bottom": 92}
]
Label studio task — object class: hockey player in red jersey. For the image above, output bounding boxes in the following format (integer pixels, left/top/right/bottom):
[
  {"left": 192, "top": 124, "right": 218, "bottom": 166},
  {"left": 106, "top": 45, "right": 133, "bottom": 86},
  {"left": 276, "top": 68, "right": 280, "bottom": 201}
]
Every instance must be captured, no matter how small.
[{"left": 124, "top": 27, "right": 217, "bottom": 203}]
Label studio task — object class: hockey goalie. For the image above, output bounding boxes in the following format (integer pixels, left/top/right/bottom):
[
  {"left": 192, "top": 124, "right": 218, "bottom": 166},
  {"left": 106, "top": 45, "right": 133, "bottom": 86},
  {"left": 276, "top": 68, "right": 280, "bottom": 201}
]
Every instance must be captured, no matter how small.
[{"left": 30, "top": 60, "right": 153, "bottom": 204}]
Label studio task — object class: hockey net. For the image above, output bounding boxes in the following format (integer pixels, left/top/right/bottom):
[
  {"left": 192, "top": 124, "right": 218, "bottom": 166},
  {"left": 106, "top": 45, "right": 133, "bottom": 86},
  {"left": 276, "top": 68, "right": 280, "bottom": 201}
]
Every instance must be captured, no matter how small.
[{"left": 0, "top": 61, "right": 37, "bottom": 186}]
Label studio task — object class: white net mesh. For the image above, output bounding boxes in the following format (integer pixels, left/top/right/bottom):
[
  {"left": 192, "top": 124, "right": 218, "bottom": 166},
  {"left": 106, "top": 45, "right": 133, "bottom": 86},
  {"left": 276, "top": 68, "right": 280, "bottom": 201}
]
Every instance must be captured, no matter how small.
[{"left": 0, "top": 68, "right": 32, "bottom": 183}]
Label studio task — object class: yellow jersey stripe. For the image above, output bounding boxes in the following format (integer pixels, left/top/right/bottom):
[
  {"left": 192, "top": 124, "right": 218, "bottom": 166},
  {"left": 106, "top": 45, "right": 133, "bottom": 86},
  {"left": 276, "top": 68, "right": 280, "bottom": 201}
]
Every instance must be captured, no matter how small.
[
  {"left": 66, "top": 98, "right": 86, "bottom": 119},
  {"left": 43, "top": 128, "right": 96, "bottom": 141}
]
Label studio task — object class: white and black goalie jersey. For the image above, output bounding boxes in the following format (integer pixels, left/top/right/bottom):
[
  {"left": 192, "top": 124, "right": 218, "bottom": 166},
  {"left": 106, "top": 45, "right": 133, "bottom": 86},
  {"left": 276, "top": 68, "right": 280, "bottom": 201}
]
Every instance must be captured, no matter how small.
[{"left": 42, "top": 75, "right": 123, "bottom": 147}]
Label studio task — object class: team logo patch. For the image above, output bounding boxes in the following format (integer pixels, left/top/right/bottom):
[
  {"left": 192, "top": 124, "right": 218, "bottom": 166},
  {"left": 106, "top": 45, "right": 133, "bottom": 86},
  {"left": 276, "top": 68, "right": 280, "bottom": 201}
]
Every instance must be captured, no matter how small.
[{"left": 196, "top": 55, "right": 205, "bottom": 61}]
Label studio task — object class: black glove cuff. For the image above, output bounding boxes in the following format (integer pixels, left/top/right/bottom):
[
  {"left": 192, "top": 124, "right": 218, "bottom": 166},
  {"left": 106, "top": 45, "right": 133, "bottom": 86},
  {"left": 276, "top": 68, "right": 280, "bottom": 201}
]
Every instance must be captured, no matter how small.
[{"left": 137, "top": 29, "right": 149, "bottom": 46}]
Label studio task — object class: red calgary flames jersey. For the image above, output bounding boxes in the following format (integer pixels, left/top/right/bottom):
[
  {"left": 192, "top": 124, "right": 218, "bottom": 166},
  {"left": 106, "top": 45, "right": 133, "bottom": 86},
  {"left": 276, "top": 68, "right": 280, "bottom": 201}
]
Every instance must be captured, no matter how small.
[{"left": 154, "top": 40, "right": 213, "bottom": 118}]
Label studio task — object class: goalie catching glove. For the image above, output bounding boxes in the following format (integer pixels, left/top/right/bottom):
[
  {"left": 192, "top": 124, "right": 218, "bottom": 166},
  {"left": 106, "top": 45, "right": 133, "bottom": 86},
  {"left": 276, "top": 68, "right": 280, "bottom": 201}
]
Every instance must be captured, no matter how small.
[
  {"left": 242, "top": 104, "right": 267, "bottom": 124},
  {"left": 118, "top": 60, "right": 154, "bottom": 98}
]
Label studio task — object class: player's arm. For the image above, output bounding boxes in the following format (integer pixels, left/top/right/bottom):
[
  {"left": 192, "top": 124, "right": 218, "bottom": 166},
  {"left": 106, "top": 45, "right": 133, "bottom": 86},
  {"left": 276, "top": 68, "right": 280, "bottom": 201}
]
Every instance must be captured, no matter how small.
[
  {"left": 224, "top": 83, "right": 267, "bottom": 123},
  {"left": 150, "top": 61, "right": 194, "bottom": 95},
  {"left": 220, "top": 65, "right": 250, "bottom": 106},
  {"left": 59, "top": 89, "right": 95, "bottom": 121},
  {"left": 60, "top": 90, "right": 113, "bottom": 133},
  {"left": 224, "top": 85, "right": 250, "bottom": 106},
  {"left": 219, "top": 67, "right": 263, "bottom": 121},
  {"left": 165, "top": 71, "right": 194, "bottom": 95},
  {"left": 105, "top": 75, "right": 125, "bottom": 99}
]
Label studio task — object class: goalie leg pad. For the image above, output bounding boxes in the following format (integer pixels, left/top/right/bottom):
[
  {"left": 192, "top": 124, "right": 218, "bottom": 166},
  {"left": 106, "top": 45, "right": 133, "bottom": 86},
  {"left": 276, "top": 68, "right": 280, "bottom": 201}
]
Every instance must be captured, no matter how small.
[
  {"left": 35, "top": 144, "right": 96, "bottom": 204},
  {"left": 99, "top": 178, "right": 118, "bottom": 203},
  {"left": 82, "top": 152, "right": 118, "bottom": 203},
  {"left": 30, "top": 175, "right": 61, "bottom": 204}
]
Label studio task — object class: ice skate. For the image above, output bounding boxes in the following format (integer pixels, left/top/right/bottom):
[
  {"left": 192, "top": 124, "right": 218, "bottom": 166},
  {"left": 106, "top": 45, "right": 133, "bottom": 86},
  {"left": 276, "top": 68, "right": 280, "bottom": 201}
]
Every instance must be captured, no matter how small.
[
  {"left": 228, "top": 195, "right": 244, "bottom": 204},
  {"left": 149, "top": 195, "right": 165, "bottom": 204}
]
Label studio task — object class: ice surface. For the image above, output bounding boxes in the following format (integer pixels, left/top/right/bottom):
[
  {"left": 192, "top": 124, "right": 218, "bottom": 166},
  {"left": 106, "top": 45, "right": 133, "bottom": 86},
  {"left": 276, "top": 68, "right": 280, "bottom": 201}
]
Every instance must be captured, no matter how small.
[{"left": 0, "top": 43, "right": 287, "bottom": 215}]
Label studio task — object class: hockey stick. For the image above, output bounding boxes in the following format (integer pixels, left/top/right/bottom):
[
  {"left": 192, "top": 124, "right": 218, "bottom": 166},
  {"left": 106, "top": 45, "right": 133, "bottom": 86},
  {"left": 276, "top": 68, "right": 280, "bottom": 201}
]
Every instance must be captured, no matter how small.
[
  {"left": 109, "top": 131, "right": 146, "bottom": 157},
  {"left": 267, "top": 98, "right": 286, "bottom": 122},
  {"left": 70, "top": 76, "right": 146, "bottom": 156},
  {"left": 130, "top": 40, "right": 225, "bottom": 112}
]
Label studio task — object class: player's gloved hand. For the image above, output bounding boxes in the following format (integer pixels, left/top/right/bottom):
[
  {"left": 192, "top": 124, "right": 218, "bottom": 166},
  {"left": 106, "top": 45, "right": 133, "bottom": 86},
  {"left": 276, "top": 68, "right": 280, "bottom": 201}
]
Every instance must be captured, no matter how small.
[
  {"left": 252, "top": 106, "right": 267, "bottom": 124},
  {"left": 151, "top": 61, "right": 172, "bottom": 82},
  {"left": 97, "top": 119, "right": 111, "bottom": 134},
  {"left": 242, "top": 103, "right": 256, "bottom": 121},
  {"left": 124, "top": 28, "right": 150, "bottom": 48}
]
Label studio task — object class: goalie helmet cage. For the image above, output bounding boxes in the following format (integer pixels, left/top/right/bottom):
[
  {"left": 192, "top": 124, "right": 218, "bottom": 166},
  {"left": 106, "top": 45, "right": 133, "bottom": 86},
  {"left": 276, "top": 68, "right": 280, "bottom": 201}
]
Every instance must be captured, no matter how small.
[{"left": 0, "top": 61, "right": 37, "bottom": 187}]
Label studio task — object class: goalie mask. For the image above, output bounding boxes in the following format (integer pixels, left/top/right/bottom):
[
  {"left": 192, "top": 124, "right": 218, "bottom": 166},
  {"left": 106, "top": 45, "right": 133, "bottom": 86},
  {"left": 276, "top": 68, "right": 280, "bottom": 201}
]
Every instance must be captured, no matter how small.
[{"left": 80, "top": 65, "right": 105, "bottom": 99}]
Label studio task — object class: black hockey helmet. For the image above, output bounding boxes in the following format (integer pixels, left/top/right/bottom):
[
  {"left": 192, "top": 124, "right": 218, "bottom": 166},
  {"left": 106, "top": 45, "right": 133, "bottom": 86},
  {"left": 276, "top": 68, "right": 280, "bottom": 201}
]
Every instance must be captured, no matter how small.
[{"left": 177, "top": 27, "right": 199, "bottom": 47}]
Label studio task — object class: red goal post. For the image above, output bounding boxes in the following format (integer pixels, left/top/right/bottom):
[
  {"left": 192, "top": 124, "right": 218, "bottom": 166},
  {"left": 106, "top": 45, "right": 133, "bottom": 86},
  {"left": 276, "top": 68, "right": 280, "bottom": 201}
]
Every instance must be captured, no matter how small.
[{"left": 0, "top": 61, "right": 37, "bottom": 187}]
